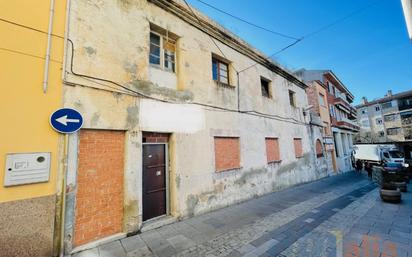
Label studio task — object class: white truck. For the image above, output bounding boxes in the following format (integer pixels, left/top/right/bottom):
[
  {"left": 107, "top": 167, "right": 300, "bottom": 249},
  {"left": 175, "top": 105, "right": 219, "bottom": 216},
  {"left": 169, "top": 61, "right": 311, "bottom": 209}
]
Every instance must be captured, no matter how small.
[{"left": 353, "top": 144, "right": 406, "bottom": 166}]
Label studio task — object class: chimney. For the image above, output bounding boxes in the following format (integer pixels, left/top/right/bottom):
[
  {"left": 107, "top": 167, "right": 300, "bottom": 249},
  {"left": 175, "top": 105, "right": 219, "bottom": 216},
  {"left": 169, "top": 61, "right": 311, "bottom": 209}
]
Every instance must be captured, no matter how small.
[
  {"left": 361, "top": 97, "right": 368, "bottom": 105},
  {"left": 386, "top": 90, "right": 393, "bottom": 97}
]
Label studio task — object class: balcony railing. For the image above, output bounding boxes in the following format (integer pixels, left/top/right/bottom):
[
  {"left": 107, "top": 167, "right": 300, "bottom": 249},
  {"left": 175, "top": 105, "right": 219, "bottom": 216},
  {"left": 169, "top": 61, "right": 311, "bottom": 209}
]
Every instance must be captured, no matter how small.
[
  {"left": 335, "top": 117, "right": 360, "bottom": 132},
  {"left": 333, "top": 96, "right": 356, "bottom": 113}
]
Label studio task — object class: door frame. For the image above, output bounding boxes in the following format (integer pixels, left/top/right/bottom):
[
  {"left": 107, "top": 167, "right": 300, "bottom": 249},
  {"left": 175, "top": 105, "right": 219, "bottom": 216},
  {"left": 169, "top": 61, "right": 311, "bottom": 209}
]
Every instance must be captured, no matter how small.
[{"left": 142, "top": 142, "right": 170, "bottom": 222}]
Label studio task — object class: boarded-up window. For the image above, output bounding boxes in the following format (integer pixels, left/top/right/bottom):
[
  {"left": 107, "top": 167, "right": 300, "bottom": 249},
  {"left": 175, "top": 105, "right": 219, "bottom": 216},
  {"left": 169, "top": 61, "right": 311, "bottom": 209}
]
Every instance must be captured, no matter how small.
[
  {"left": 316, "top": 139, "right": 323, "bottom": 158},
  {"left": 265, "top": 138, "right": 280, "bottom": 163},
  {"left": 294, "top": 138, "right": 303, "bottom": 158},
  {"left": 214, "top": 137, "right": 240, "bottom": 172}
]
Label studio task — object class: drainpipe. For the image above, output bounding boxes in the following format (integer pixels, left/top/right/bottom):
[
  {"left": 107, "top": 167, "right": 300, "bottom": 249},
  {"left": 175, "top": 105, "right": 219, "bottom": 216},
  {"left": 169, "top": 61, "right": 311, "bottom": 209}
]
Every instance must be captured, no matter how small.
[
  {"left": 62, "top": 0, "right": 71, "bottom": 82},
  {"left": 59, "top": 1, "right": 72, "bottom": 255},
  {"left": 59, "top": 134, "right": 69, "bottom": 257},
  {"left": 43, "top": 0, "right": 55, "bottom": 93}
]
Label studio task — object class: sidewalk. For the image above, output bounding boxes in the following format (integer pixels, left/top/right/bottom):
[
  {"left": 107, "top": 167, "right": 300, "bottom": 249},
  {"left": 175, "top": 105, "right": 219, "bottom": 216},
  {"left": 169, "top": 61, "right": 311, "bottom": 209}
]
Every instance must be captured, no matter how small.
[{"left": 71, "top": 172, "right": 377, "bottom": 257}]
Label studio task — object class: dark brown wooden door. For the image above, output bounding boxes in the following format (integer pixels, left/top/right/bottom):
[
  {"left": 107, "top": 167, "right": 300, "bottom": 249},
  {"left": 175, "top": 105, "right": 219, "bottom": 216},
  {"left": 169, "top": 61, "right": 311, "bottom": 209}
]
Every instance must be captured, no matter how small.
[{"left": 143, "top": 144, "right": 166, "bottom": 221}]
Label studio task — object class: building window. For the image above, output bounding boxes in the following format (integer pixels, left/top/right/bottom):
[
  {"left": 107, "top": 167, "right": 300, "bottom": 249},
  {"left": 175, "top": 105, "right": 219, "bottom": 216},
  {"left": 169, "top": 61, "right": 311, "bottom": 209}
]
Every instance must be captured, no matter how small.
[
  {"left": 261, "top": 77, "right": 271, "bottom": 98},
  {"left": 376, "top": 118, "right": 383, "bottom": 125},
  {"left": 265, "top": 138, "right": 280, "bottom": 163},
  {"left": 384, "top": 114, "right": 398, "bottom": 122},
  {"left": 319, "top": 93, "right": 325, "bottom": 106},
  {"left": 361, "top": 108, "right": 368, "bottom": 115},
  {"left": 378, "top": 131, "right": 385, "bottom": 137},
  {"left": 381, "top": 101, "right": 392, "bottom": 109},
  {"left": 212, "top": 57, "right": 229, "bottom": 85},
  {"left": 330, "top": 105, "right": 336, "bottom": 118},
  {"left": 387, "top": 128, "right": 401, "bottom": 136},
  {"left": 375, "top": 105, "right": 380, "bottom": 112},
  {"left": 315, "top": 139, "right": 323, "bottom": 158},
  {"left": 289, "top": 90, "right": 296, "bottom": 107},
  {"left": 294, "top": 138, "right": 303, "bottom": 158},
  {"left": 214, "top": 137, "right": 240, "bottom": 172},
  {"left": 149, "top": 31, "right": 176, "bottom": 72},
  {"left": 328, "top": 82, "right": 333, "bottom": 94}
]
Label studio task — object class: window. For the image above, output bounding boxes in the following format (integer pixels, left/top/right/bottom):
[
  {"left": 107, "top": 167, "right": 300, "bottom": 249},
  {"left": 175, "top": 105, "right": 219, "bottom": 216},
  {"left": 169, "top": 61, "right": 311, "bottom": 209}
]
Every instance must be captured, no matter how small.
[
  {"left": 149, "top": 33, "right": 161, "bottom": 65},
  {"left": 361, "top": 109, "right": 368, "bottom": 115},
  {"left": 330, "top": 105, "right": 336, "bottom": 118},
  {"left": 319, "top": 93, "right": 325, "bottom": 106},
  {"left": 294, "top": 138, "right": 303, "bottom": 158},
  {"left": 315, "top": 139, "right": 323, "bottom": 158},
  {"left": 375, "top": 105, "right": 380, "bottom": 112},
  {"left": 328, "top": 82, "right": 334, "bottom": 94},
  {"left": 384, "top": 114, "right": 398, "bottom": 122},
  {"left": 212, "top": 57, "right": 229, "bottom": 84},
  {"left": 387, "top": 128, "right": 401, "bottom": 135},
  {"left": 378, "top": 131, "right": 385, "bottom": 137},
  {"left": 265, "top": 138, "right": 280, "bottom": 163},
  {"left": 376, "top": 118, "right": 383, "bottom": 125},
  {"left": 381, "top": 101, "right": 392, "bottom": 109},
  {"left": 149, "top": 31, "right": 176, "bottom": 72},
  {"left": 261, "top": 77, "right": 271, "bottom": 98},
  {"left": 214, "top": 137, "right": 240, "bottom": 172},
  {"left": 289, "top": 90, "right": 296, "bottom": 107}
]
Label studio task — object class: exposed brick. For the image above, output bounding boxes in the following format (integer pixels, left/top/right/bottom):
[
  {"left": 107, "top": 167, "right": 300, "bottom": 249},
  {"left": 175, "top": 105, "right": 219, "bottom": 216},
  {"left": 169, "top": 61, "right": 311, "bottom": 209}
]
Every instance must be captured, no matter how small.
[
  {"left": 74, "top": 129, "right": 125, "bottom": 246},
  {"left": 294, "top": 138, "right": 303, "bottom": 158},
  {"left": 214, "top": 137, "right": 240, "bottom": 172},
  {"left": 265, "top": 138, "right": 280, "bottom": 163}
]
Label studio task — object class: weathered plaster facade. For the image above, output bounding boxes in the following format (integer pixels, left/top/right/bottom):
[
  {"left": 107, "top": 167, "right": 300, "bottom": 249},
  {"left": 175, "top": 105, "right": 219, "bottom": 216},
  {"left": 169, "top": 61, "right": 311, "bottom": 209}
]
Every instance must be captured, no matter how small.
[{"left": 62, "top": 0, "right": 331, "bottom": 252}]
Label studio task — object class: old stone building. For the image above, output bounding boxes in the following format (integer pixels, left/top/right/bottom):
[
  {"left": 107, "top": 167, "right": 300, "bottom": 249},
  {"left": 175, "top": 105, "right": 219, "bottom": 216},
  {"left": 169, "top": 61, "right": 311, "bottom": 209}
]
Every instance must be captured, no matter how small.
[{"left": 60, "top": 0, "right": 332, "bottom": 253}]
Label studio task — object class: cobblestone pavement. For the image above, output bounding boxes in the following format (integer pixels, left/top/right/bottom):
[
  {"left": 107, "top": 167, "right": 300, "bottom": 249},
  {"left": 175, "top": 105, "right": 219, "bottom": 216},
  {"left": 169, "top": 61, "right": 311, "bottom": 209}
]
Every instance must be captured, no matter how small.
[{"left": 71, "top": 172, "right": 412, "bottom": 257}]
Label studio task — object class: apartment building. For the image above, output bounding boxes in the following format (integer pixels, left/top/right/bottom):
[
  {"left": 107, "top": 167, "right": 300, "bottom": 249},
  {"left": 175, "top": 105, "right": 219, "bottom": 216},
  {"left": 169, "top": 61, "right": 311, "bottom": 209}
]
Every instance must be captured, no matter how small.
[
  {"left": 58, "top": 0, "right": 332, "bottom": 253},
  {"left": 296, "top": 69, "right": 359, "bottom": 173},
  {"left": 305, "top": 81, "right": 336, "bottom": 172},
  {"left": 355, "top": 90, "right": 412, "bottom": 145}
]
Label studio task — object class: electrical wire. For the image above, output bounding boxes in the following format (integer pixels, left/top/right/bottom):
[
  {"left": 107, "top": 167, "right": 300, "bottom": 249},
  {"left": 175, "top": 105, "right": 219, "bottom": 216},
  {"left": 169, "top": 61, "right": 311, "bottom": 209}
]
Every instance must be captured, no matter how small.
[
  {"left": 194, "top": 0, "right": 300, "bottom": 41},
  {"left": 197, "top": 0, "right": 378, "bottom": 74},
  {"left": 0, "top": 17, "right": 64, "bottom": 39},
  {"left": 182, "top": 0, "right": 238, "bottom": 72},
  {"left": 0, "top": 14, "right": 309, "bottom": 125},
  {"left": 0, "top": 46, "right": 62, "bottom": 63},
  {"left": 67, "top": 39, "right": 307, "bottom": 126}
]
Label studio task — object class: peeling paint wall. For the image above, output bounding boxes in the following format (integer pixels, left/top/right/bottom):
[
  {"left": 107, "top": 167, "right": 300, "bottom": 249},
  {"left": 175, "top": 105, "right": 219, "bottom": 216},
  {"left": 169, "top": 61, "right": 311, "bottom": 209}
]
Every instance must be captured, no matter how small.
[{"left": 63, "top": 0, "right": 332, "bottom": 246}]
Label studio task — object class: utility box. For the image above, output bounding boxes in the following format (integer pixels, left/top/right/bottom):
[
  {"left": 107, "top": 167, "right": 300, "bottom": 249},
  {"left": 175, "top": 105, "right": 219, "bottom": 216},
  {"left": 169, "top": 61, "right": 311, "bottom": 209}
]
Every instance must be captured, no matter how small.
[{"left": 4, "top": 152, "right": 51, "bottom": 186}]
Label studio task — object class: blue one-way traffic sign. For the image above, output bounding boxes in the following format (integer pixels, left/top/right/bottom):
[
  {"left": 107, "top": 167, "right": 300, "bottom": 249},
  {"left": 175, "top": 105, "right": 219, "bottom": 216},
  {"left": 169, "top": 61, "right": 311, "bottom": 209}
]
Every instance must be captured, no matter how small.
[{"left": 50, "top": 108, "right": 83, "bottom": 133}]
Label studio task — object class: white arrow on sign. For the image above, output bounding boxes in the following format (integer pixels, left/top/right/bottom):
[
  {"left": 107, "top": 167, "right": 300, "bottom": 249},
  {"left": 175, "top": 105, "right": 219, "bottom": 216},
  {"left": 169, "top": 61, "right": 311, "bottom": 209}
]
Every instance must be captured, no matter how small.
[{"left": 56, "top": 115, "right": 80, "bottom": 126}]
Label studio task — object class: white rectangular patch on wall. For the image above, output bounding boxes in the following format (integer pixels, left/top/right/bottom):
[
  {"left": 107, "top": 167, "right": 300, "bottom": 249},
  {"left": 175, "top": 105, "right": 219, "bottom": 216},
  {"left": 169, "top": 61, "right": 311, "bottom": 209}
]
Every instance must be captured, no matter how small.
[
  {"left": 4, "top": 152, "right": 51, "bottom": 186},
  {"left": 139, "top": 99, "right": 205, "bottom": 133}
]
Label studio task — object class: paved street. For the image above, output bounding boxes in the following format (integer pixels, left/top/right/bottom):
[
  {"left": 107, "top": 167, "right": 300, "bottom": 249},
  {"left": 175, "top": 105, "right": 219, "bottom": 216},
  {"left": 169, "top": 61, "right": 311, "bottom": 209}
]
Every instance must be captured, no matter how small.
[{"left": 72, "top": 172, "right": 412, "bottom": 257}]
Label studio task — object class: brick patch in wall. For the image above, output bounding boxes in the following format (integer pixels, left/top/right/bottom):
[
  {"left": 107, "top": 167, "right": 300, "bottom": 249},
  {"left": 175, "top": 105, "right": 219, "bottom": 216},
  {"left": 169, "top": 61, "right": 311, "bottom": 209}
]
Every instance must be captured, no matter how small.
[
  {"left": 74, "top": 129, "right": 125, "bottom": 246},
  {"left": 214, "top": 137, "right": 240, "bottom": 172}
]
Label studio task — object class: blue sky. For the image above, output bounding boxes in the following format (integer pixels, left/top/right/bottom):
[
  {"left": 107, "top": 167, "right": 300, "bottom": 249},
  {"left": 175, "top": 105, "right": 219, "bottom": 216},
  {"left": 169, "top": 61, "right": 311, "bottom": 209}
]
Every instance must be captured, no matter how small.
[{"left": 186, "top": 0, "right": 412, "bottom": 104}]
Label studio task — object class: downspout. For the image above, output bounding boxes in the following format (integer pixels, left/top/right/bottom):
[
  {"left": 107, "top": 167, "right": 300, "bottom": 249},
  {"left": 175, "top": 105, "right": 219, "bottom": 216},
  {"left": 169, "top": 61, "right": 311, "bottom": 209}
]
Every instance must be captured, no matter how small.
[
  {"left": 62, "top": 0, "right": 71, "bottom": 82},
  {"left": 59, "top": 1, "right": 71, "bottom": 256},
  {"left": 236, "top": 71, "right": 240, "bottom": 111},
  {"left": 59, "top": 134, "right": 69, "bottom": 257},
  {"left": 43, "top": 0, "right": 55, "bottom": 93}
]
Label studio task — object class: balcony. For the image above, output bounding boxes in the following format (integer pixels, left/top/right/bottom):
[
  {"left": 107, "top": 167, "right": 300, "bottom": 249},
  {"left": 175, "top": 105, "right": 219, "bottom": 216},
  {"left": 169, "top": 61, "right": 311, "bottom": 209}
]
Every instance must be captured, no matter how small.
[
  {"left": 333, "top": 117, "right": 360, "bottom": 132},
  {"left": 333, "top": 96, "right": 352, "bottom": 113}
]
